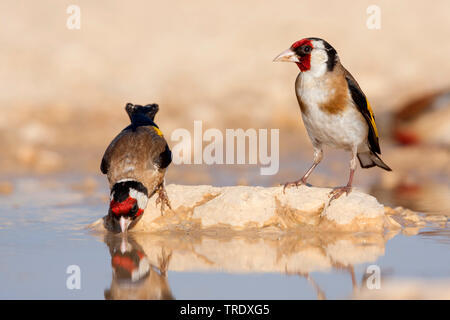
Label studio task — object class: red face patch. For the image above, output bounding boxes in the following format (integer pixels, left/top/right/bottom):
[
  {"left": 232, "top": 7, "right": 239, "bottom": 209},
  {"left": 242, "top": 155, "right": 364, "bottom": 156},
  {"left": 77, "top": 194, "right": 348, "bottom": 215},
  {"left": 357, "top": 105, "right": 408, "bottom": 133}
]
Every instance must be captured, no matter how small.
[
  {"left": 291, "top": 38, "right": 312, "bottom": 49},
  {"left": 111, "top": 249, "right": 146, "bottom": 278},
  {"left": 110, "top": 196, "right": 137, "bottom": 216},
  {"left": 110, "top": 196, "right": 144, "bottom": 218},
  {"left": 112, "top": 255, "right": 137, "bottom": 273},
  {"left": 291, "top": 39, "right": 313, "bottom": 72}
]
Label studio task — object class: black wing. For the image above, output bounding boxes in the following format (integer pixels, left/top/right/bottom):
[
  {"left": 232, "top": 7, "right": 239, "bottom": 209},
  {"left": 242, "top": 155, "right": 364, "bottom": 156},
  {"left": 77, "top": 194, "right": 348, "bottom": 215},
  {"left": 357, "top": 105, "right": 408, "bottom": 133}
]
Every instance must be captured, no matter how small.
[
  {"left": 154, "top": 144, "right": 172, "bottom": 169},
  {"left": 100, "top": 157, "right": 109, "bottom": 174},
  {"left": 344, "top": 68, "right": 381, "bottom": 154}
]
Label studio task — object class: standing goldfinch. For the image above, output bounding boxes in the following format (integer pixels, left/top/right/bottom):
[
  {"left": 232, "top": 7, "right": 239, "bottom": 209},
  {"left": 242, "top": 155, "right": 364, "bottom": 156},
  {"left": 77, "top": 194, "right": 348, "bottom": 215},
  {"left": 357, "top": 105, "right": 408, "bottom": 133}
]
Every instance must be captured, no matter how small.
[
  {"left": 274, "top": 37, "right": 391, "bottom": 201},
  {"left": 101, "top": 103, "right": 172, "bottom": 233}
]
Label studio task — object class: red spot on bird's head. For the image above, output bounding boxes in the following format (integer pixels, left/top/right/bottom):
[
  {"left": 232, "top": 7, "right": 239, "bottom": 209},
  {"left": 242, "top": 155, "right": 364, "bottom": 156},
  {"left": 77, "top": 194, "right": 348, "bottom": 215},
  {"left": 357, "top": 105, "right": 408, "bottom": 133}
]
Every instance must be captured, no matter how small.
[
  {"left": 291, "top": 38, "right": 313, "bottom": 50},
  {"left": 291, "top": 38, "right": 313, "bottom": 72},
  {"left": 110, "top": 196, "right": 143, "bottom": 218},
  {"left": 112, "top": 255, "right": 137, "bottom": 273}
]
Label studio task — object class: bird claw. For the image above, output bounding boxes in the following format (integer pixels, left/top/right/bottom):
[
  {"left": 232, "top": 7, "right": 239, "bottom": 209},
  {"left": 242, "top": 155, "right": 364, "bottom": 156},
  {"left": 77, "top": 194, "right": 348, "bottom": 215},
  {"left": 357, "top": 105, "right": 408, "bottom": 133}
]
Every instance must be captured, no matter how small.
[
  {"left": 155, "top": 185, "right": 172, "bottom": 215},
  {"left": 328, "top": 186, "right": 352, "bottom": 203},
  {"left": 282, "top": 179, "right": 306, "bottom": 194}
]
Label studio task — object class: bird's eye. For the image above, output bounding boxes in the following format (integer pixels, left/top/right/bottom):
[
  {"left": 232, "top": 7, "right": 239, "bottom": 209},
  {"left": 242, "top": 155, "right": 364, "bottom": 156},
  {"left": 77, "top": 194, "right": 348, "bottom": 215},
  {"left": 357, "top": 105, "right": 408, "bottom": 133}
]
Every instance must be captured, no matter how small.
[{"left": 304, "top": 46, "right": 312, "bottom": 53}]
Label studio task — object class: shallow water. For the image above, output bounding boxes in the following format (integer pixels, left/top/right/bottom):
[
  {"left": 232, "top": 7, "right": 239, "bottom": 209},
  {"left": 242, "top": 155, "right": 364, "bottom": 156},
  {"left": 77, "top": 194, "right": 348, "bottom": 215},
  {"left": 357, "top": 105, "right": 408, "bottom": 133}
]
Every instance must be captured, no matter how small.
[{"left": 0, "top": 175, "right": 449, "bottom": 300}]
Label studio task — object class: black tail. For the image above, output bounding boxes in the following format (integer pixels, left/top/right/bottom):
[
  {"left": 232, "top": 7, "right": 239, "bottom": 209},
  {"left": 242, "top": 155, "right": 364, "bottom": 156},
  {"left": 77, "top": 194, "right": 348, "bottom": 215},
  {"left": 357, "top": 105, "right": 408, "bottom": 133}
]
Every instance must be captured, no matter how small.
[
  {"left": 125, "top": 103, "right": 159, "bottom": 122},
  {"left": 357, "top": 151, "right": 392, "bottom": 171}
]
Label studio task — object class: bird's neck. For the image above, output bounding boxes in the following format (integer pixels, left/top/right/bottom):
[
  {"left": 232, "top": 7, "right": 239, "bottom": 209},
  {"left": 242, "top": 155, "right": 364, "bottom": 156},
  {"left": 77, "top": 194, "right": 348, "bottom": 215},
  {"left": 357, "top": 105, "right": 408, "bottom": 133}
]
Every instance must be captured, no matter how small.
[{"left": 300, "top": 63, "right": 328, "bottom": 79}]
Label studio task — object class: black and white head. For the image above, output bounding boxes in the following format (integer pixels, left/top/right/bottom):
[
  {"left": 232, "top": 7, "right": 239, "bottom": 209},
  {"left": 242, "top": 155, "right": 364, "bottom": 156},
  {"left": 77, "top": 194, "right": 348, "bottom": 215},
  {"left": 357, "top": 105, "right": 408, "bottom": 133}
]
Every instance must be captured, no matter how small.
[
  {"left": 109, "top": 180, "right": 149, "bottom": 233},
  {"left": 273, "top": 37, "right": 338, "bottom": 76}
]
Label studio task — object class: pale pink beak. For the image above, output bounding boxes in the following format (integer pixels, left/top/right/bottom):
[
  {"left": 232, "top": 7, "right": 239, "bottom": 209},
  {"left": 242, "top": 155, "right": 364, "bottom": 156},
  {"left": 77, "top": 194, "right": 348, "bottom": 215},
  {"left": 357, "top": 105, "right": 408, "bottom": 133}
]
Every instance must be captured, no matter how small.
[
  {"left": 273, "top": 48, "right": 300, "bottom": 63},
  {"left": 119, "top": 216, "right": 132, "bottom": 233}
]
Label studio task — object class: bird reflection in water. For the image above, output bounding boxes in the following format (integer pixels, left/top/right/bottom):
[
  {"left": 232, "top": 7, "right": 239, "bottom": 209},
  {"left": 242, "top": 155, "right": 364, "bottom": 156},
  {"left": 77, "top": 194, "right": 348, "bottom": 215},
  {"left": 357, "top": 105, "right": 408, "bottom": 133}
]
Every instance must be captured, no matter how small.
[
  {"left": 104, "top": 234, "right": 174, "bottom": 300},
  {"left": 99, "top": 229, "right": 395, "bottom": 299}
]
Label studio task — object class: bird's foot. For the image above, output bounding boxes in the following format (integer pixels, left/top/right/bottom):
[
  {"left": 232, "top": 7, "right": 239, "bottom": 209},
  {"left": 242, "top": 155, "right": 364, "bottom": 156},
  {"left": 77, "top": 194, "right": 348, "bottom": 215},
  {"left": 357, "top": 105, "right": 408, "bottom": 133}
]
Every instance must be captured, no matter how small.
[
  {"left": 155, "top": 185, "right": 172, "bottom": 215},
  {"left": 328, "top": 185, "right": 352, "bottom": 203},
  {"left": 282, "top": 178, "right": 306, "bottom": 194}
]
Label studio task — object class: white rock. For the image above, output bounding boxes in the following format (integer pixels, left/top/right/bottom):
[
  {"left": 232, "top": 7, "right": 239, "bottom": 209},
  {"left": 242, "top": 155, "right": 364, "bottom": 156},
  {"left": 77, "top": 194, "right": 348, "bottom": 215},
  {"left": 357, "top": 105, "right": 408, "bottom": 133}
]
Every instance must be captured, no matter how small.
[
  {"left": 89, "top": 184, "right": 389, "bottom": 233},
  {"left": 193, "top": 186, "right": 277, "bottom": 228},
  {"left": 323, "top": 189, "right": 385, "bottom": 225}
]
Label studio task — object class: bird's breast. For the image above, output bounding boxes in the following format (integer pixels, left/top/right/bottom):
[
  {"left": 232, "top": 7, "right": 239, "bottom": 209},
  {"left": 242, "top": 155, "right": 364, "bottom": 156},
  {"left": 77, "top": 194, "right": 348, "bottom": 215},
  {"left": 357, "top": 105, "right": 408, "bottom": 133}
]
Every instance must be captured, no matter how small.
[
  {"left": 295, "top": 72, "right": 367, "bottom": 149},
  {"left": 295, "top": 71, "right": 349, "bottom": 115}
]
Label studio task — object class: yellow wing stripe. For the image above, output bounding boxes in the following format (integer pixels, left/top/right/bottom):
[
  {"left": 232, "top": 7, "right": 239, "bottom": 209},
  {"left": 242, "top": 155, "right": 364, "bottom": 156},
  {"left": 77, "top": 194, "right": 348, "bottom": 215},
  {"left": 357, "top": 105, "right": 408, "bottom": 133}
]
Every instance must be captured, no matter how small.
[
  {"left": 366, "top": 98, "right": 378, "bottom": 138},
  {"left": 152, "top": 126, "right": 163, "bottom": 137}
]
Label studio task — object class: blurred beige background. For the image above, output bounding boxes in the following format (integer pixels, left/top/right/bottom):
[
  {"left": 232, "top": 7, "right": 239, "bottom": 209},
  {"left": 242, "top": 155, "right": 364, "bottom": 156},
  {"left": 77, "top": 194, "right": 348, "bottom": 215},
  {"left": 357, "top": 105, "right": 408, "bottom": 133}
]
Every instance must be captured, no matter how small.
[{"left": 0, "top": 0, "right": 449, "bottom": 178}]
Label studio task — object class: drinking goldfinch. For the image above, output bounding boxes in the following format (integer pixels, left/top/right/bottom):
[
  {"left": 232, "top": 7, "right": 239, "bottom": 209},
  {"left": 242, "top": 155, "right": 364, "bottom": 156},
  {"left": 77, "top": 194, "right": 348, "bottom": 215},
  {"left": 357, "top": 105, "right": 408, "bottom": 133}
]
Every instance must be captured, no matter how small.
[
  {"left": 101, "top": 103, "right": 172, "bottom": 233},
  {"left": 274, "top": 37, "right": 391, "bottom": 201}
]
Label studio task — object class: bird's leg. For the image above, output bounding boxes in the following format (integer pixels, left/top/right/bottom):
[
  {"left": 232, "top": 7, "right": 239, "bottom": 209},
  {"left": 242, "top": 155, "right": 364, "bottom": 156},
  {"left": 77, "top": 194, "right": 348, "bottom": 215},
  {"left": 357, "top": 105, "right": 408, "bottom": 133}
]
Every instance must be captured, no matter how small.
[
  {"left": 329, "top": 149, "right": 357, "bottom": 202},
  {"left": 157, "top": 248, "right": 173, "bottom": 277},
  {"left": 283, "top": 147, "right": 323, "bottom": 193},
  {"left": 155, "top": 181, "right": 172, "bottom": 215}
]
